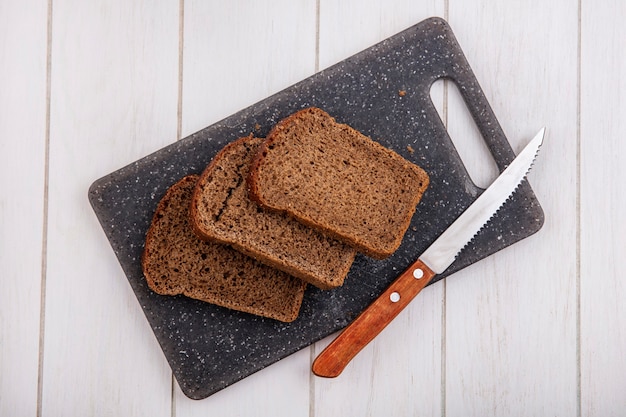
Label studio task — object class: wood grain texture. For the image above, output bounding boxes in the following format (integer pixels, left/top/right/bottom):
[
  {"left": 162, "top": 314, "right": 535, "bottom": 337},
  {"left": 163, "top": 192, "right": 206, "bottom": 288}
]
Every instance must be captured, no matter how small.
[
  {"left": 318, "top": 0, "right": 444, "bottom": 70},
  {"left": 313, "top": 2, "right": 445, "bottom": 416},
  {"left": 445, "top": 0, "right": 579, "bottom": 415},
  {"left": 0, "top": 1, "right": 48, "bottom": 416},
  {"left": 175, "top": 348, "right": 311, "bottom": 417},
  {"left": 180, "top": 0, "right": 317, "bottom": 138},
  {"left": 4, "top": 1, "right": 626, "bottom": 416},
  {"left": 313, "top": 260, "right": 435, "bottom": 378},
  {"left": 174, "top": 1, "right": 316, "bottom": 416},
  {"left": 312, "top": 283, "right": 445, "bottom": 417},
  {"left": 41, "top": 0, "right": 179, "bottom": 415},
  {"left": 580, "top": 0, "right": 626, "bottom": 415}
]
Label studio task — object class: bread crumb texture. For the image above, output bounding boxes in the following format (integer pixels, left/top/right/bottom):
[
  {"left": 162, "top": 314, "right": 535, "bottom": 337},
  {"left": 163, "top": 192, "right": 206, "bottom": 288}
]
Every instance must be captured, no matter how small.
[
  {"left": 191, "top": 136, "right": 356, "bottom": 290},
  {"left": 142, "top": 175, "right": 306, "bottom": 322},
  {"left": 249, "top": 107, "right": 430, "bottom": 259}
]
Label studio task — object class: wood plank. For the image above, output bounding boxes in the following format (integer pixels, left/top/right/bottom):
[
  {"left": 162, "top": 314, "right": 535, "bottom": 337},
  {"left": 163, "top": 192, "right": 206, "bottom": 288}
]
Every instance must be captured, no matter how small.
[
  {"left": 174, "top": 1, "right": 316, "bottom": 414},
  {"left": 41, "top": 1, "right": 179, "bottom": 414},
  {"left": 175, "top": 349, "right": 312, "bottom": 416},
  {"left": 318, "top": 0, "right": 444, "bottom": 70},
  {"left": 444, "top": 1, "right": 579, "bottom": 415},
  {"left": 580, "top": 0, "right": 626, "bottom": 415},
  {"left": 180, "top": 0, "right": 318, "bottom": 138},
  {"left": 312, "top": 285, "right": 444, "bottom": 417},
  {"left": 0, "top": 1, "right": 48, "bottom": 416},
  {"left": 313, "top": 2, "right": 445, "bottom": 416}
]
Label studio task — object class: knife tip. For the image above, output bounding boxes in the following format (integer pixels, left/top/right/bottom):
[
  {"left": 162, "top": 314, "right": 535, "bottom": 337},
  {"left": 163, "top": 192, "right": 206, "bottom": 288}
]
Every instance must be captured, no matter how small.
[{"left": 537, "top": 127, "right": 546, "bottom": 141}]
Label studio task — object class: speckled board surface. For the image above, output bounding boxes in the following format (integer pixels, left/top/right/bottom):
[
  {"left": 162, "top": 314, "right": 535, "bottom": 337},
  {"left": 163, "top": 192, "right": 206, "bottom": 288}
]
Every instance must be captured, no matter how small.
[{"left": 88, "top": 17, "right": 544, "bottom": 400}]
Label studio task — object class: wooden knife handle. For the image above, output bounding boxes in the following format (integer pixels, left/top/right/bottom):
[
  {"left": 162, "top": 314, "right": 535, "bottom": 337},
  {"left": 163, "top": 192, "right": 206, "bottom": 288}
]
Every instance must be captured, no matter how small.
[{"left": 312, "top": 258, "right": 436, "bottom": 378}]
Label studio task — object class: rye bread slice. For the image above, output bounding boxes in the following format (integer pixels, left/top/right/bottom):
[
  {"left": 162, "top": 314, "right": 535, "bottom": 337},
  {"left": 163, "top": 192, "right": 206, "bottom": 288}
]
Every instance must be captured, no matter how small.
[
  {"left": 247, "top": 107, "right": 430, "bottom": 259},
  {"left": 142, "top": 175, "right": 306, "bottom": 322},
  {"left": 190, "top": 136, "right": 356, "bottom": 290}
]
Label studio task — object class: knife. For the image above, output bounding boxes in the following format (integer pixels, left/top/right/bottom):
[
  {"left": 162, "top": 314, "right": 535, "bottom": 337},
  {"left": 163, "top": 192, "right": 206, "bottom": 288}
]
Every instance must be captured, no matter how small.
[{"left": 312, "top": 128, "right": 545, "bottom": 378}]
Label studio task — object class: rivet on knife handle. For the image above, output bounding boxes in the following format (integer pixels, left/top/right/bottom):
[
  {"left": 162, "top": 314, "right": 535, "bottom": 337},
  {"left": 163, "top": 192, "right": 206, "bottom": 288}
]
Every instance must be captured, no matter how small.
[
  {"left": 312, "top": 128, "right": 545, "bottom": 378},
  {"left": 312, "top": 259, "right": 435, "bottom": 378}
]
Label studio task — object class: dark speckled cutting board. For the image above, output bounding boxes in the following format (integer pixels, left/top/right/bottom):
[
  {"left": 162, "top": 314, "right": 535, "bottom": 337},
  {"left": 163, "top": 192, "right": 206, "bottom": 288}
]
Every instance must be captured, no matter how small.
[{"left": 88, "top": 17, "right": 544, "bottom": 400}]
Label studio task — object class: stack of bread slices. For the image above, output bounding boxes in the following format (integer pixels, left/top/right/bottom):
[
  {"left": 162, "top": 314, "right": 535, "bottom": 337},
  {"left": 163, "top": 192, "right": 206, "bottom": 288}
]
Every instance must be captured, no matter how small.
[{"left": 142, "top": 107, "right": 429, "bottom": 322}]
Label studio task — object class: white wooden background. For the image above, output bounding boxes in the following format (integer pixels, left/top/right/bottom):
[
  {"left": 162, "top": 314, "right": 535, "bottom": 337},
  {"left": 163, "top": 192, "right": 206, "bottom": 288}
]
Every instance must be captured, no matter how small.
[{"left": 1, "top": 0, "right": 624, "bottom": 416}]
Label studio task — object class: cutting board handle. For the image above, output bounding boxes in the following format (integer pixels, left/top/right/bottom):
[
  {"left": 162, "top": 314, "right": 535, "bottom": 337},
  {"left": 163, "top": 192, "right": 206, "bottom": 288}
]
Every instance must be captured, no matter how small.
[{"left": 312, "top": 259, "right": 436, "bottom": 378}]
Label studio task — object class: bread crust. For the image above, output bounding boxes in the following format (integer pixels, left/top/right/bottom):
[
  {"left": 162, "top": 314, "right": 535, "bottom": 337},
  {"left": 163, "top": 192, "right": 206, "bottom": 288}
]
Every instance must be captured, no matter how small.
[
  {"left": 191, "top": 135, "right": 356, "bottom": 290},
  {"left": 142, "top": 174, "right": 306, "bottom": 322},
  {"left": 247, "top": 107, "right": 430, "bottom": 259},
  {"left": 189, "top": 136, "right": 252, "bottom": 239}
]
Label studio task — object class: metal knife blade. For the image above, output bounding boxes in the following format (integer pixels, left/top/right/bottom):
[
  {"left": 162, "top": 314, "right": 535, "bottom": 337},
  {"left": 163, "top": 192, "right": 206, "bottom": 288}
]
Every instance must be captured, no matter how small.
[
  {"left": 420, "top": 127, "right": 545, "bottom": 273},
  {"left": 312, "top": 128, "right": 545, "bottom": 378}
]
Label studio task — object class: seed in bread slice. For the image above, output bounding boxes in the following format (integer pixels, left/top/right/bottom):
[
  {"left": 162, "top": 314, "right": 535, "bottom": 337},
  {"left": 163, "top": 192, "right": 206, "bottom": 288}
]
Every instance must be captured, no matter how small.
[
  {"left": 190, "top": 136, "right": 356, "bottom": 290},
  {"left": 142, "top": 175, "right": 306, "bottom": 323},
  {"left": 247, "top": 107, "right": 430, "bottom": 259}
]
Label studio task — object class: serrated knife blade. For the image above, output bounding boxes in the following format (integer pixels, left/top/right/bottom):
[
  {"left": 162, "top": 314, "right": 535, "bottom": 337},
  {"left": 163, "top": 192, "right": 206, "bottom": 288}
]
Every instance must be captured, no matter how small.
[
  {"left": 420, "top": 127, "right": 545, "bottom": 273},
  {"left": 312, "top": 128, "right": 545, "bottom": 378}
]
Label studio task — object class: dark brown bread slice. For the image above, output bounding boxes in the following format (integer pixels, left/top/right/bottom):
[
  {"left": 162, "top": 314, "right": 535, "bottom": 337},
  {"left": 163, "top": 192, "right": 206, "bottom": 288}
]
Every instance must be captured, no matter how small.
[
  {"left": 247, "top": 107, "right": 430, "bottom": 259},
  {"left": 142, "top": 175, "right": 306, "bottom": 322},
  {"left": 190, "top": 136, "right": 356, "bottom": 290}
]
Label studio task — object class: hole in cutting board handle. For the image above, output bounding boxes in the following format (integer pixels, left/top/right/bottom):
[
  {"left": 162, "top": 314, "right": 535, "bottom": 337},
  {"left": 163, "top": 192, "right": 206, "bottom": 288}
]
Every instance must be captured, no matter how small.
[{"left": 430, "top": 79, "right": 499, "bottom": 189}]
